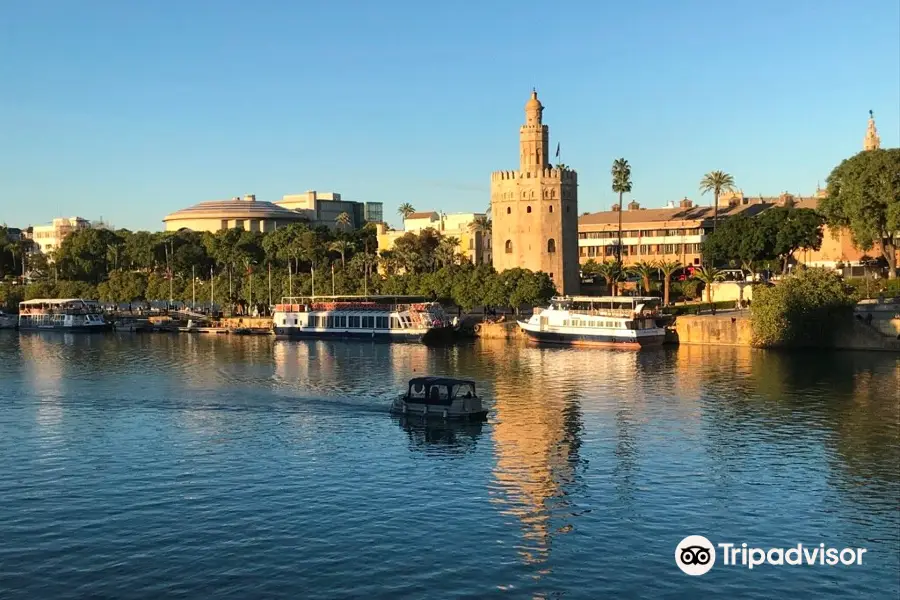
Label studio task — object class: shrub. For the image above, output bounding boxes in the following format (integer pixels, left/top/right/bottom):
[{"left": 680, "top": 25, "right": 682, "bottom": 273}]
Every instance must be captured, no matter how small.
[{"left": 750, "top": 268, "right": 856, "bottom": 348}]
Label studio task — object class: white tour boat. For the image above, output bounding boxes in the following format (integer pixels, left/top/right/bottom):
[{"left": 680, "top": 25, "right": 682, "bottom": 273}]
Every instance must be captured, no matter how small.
[
  {"left": 18, "top": 298, "right": 113, "bottom": 332},
  {"left": 518, "top": 295, "right": 666, "bottom": 349},
  {"left": 390, "top": 377, "right": 488, "bottom": 421},
  {"left": 272, "top": 295, "right": 455, "bottom": 343}
]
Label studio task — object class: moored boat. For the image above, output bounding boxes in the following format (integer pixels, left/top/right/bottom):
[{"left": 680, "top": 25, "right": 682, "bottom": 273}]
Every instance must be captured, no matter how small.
[
  {"left": 18, "top": 298, "right": 113, "bottom": 332},
  {"left": 272, "top": 295, "right": 454, "bottom": 343},
  {"left": 518, "top": 295, "right": 665, "bottom": 349},
  {"left": 390, "top": 377, "right": 488, "bottom": 421}
]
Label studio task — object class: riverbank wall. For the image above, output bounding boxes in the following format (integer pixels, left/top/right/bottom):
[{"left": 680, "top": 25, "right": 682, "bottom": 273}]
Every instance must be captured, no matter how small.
[{"left": 671, "top": 313, "right": 900, "bottom": 352}]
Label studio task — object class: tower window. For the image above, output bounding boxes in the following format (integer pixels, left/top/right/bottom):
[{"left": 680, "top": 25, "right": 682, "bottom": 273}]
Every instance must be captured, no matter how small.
[
  {"left": 505, "top": 240, "right": 513, "bottom": 254},
  {"left": 506, "top": 207, "right": 511, "bottom": 214},
  {"left": 527, "top": 206, "right": 532, "bottom": 213},
  {"left": 547, "top": 239, "right": 557, "bottom": 253},
  {"left": 549, "top": 205, "right": 554, "bottom": 213}
]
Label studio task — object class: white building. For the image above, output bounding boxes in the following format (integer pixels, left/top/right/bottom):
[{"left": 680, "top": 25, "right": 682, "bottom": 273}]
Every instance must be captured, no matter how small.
[{"left": 31, "top": 217, "right": 92, "bottom": 253}]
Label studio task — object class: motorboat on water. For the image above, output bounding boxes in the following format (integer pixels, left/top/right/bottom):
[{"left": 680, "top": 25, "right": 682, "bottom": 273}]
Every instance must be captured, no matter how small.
[
  {"left": 18, "top": 298, "right": 113, "bottom": 332},
  {"left": 390, "top": 377, "right": 488, "bottom": 421},
  {"left": 518, "top": 295, "right": 666, "bottom": 349}
]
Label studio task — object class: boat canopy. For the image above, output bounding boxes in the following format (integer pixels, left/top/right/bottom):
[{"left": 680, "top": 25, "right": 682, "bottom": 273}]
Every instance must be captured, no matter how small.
[
  {"left": 407, "top": 377, "right": 477, "bottom": 405},
  {"left": 552, "top": 295, "right": 660, "bottom": 305},
  {"left": 19, "top": 298, "right": 97, "bottom": 305}
]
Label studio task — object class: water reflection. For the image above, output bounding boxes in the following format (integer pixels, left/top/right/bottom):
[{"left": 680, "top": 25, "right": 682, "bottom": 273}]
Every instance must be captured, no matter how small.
[
  {"left": 393, "top": 416, "right": 484, "bottom": 456},
  {"left": 482, "top": 340, "right": 592, "bottom": 571}
]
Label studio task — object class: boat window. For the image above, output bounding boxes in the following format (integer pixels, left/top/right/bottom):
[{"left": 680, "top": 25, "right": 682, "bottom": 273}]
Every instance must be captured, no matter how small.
[
  {"left": 362, "top": 316, "right": 375, "bottom": 329},
  {"left": 376, "top": 316, "right": 388, "bottom": 329},
  {"left": 429, "top": 386, "right": 449, "bottom": 401},
  {"left": 390, "top": 316, "right": 401, "bottom": 329},
  {"left": 348, "top": 315, "right": 361, "bottom": 328},
  {"left": 410, "top": 382, "right": 427, "bottom": 399},
  {"left": 453, "top": 384, "right": 475, "bottom": 398}
]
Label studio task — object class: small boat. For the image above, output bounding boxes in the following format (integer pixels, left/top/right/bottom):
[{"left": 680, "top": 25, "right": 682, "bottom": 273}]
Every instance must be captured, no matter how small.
[
  {"left": 518, "top": 295, "right": 666, "bottom": 349},
  {"left": 390, "top": 377, "right": 488, "bottom": 421}
]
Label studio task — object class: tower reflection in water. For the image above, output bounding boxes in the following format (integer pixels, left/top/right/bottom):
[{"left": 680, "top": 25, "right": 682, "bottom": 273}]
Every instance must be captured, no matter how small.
[{"left": 484, "top": 340, "right": 644, "bottom": 572}]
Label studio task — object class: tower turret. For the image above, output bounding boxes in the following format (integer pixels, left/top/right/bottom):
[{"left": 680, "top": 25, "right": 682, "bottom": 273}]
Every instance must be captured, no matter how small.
[
  {"left": 864, "top": 110, "right": 881, "bottom": 151},
  {"left": 520, "top": 89, "right": 550, "bottom": 171}
]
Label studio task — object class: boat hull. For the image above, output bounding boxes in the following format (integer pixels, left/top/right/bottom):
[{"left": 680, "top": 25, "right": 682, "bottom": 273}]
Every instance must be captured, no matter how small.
[
  {"left": 18, "top": 323, "right": 113, "bottom": 333},
  {"left": 390, "top": 401, "right": 488, "bottom": 422},
  {"left": 273, "top": 325, "right": 454, "bottom": 344},
  {"left": 518, "top": 323, "right": 664, "bottom": 349}
]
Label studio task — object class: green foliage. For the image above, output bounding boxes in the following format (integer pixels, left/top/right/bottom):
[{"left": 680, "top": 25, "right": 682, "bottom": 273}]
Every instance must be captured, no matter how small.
[
  {"left": 665, "top": 300, "right": 737, "bottom": 316},
  {"left": 843, "top": 276, "right": 900, "bottom": 299},
  {"left": 699, "top": 170, "right": 736, "bottom": 230},
  {"left": 821, "top": 148, "right": 900, "bottom": 278},
  {"left": 750, "top": 268, "right": 857, "bottom": 348},
  {"left": 655, "top": 259, "right": 682, "bottom": 305},
  {"left": 627, "top": 260, "right": 655, "bottom": 294}
]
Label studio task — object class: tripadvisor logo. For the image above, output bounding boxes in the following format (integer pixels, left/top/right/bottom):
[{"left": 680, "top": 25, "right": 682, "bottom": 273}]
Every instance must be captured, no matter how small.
[{"left": 675, "top": 536, "right": 868, "bottom": 575}]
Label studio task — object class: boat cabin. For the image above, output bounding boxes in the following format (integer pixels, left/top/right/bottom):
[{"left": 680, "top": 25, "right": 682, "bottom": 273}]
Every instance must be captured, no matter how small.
[
  {"left": 546, "top": 295, "right": 661, "bottom": 318},
  {"left": 405, "top": 377, "right": 477, "bottom": 406}
]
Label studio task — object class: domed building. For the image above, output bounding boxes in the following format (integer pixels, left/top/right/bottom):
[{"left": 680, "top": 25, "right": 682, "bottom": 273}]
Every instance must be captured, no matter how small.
[{"left": 162, "top": 194, "right": 310, "bottom": 233}]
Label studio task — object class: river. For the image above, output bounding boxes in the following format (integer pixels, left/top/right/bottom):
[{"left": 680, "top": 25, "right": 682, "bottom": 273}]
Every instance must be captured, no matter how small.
[{"left": 0, "top": 331, "right": 897, "bottom": 599}]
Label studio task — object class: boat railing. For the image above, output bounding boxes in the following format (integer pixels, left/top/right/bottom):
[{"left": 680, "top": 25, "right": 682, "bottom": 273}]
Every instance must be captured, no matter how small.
[
  {"left": 567, "top": 308, "right": 654, "bottom": 318},
  {"left": 274, "top": 301, "right": 441, "bottom": 313}
]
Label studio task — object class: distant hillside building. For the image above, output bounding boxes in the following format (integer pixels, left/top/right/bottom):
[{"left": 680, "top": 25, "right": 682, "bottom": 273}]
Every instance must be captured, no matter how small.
[
  {"left": 275, "top": 191, "right": 383, "bottom": 229},
  {"left": 490, "top": 91, "right": 580, "bottom": 295}
]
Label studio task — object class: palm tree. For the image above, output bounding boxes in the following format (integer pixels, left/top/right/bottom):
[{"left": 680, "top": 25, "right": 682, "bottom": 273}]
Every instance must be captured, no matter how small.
[
  {"left": 335, "top": 211, "right": 352, "bottom": 231},
  {"left": 693, "top": 265, "right": 724, "bottom": 311},
  {"left": 699, "top": 171, "right": 736, "bottom": 233},
  {"left": 397, "top": 203, "right": 415, "bottom": 220},
  {"left": 655, "top": 259, "right": 682, "bottom": 306},
  {"left": 470, "top": 215, "right": 491, "bottom": 234},
  {"left": 627, "top": 260, "right": 655, "bottom": 294},
  {"left": 329, "top": 240, "right": 351, "bottom": 268},
  {"left": 595, "top": 260, "right": 624, "bottom": 295},
  {"left": 611, "top": 158, "right": 632, "bottom": 263}
]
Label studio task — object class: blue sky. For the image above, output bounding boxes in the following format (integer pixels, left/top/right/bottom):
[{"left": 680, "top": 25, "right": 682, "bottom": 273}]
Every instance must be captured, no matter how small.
[{"left": 1, "top": 0, "right": 898, "bottom": 231}]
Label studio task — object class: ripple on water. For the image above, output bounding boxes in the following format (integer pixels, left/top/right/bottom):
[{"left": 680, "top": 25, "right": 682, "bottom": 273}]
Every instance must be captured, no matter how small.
[{"left": 0, "top": 332, "right": 897, "bottom": 599}]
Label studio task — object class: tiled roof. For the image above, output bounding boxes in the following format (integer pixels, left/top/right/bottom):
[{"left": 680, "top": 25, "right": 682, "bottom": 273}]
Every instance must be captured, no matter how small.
[
  {"left": 406, "top": 211, "right": 438, "bottom": 220},
  {"left": 578, "top": 202, "right": 771, "bottom": 226}
]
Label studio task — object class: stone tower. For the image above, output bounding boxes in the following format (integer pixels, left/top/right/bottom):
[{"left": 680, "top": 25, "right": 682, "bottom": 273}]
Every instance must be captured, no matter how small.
[
  {"left": 490, "top": 91, "right": 580, "bottom": 295},
  {"left": 864, "top": 110, "right": 881, "bottom": 151}
]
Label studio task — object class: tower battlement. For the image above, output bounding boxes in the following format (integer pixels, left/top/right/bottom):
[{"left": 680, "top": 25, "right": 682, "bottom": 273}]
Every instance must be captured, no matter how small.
[{"left": 491, "top": 168, "right": 578, "bottom": 183}]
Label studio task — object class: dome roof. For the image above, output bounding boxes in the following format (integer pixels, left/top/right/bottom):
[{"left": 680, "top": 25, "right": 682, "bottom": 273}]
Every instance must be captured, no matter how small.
[
  {"left": 525, "top": 89, "right": 542, "bottom": 112},
  {"left": 163, "top": 197, "right": 308, "bottom": 223}
]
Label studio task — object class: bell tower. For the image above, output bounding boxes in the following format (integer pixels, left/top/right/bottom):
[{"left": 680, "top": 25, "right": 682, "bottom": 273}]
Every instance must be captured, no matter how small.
[{"left": 864, "top": 110, "right": 881, "bottom": 151}]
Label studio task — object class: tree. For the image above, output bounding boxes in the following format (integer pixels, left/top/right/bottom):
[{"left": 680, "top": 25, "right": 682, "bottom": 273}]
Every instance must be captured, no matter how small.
[
  {"left": 595, "top": 260, "right": 623, "bottom": 295},
  {"left": 335, "top": 211, "right": 352, "bottom": 231},
  {"left": 701, "top": 212, "right": 774, "bottom": 273},
  {"left": 627, "top": 261, "right": 655, "bottom": 294},
  {"left": 655, "top": 260, "right": 682, "bottom": 306},
  {"left": 397, "top": 203, "right": 415, "bottom": 220},
  {"left": 55, "top": 228, "right": 124, "bottom": 283},
  {"left": 759, "top": 206, "right": 825, "bottom": 273},
  {"left": 820, "top": 148, "right": 900, "bottom": 279},
  {"left": 699, "top": 171, "right": 736, "bottom": 233},
  {"left": 329, "top": 239, "right": 352, "bottom": 268},
  {"left": 435, "top": 237, "right": 460, "bottom": 268},
  {"left": 470, "top": 215, "right": 491, "bottom": 234},
  {"left": 750, "top": 268, "right": 856, "bottom": 347},
  {"left": 692, "top": 265, "right": 724, "bottom": 308},
  {"left": 611, "top": 158, "right": 632, "bottom": 263}
]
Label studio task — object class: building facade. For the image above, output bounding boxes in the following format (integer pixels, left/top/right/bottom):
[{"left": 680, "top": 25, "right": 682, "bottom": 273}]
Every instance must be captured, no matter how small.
[
  {"left": 275, "top": 191, "right": 383, "bottom": 229},
  {"left": 490, "top": 91, "right": 579, "bottom": 295},
  {"left": 162, "top": 195, "right": 311, "bottom": 233},
  {"left": 375, "top": 211, "right": 491, "bottom": 268},
  {"left": 31, "top": 217, "right": 92, "bottom": 253}
]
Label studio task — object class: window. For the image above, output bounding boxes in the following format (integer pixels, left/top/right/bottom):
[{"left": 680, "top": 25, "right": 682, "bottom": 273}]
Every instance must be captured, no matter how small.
[
  {"left": 362, "top": 316, "right": 375, "bottom": 329},
  {"left": 506, "top": 207, "right": 511, "bottom": 214},
  {"left": 527, "top": 206, "right": 532, "bottom": 213},
  {"left": 547, "top": 239, "right": 556, "bottom": 253},
  {"left": 549, "top": 205, "right": 553, "bottom": 213},
  {"left": 376, "top": 316, "right": 389, "bottom": 329},
  {"left": 390, "top": 316, "right": 401, "bottom": 329},
  {"left": 348, "top": 315, "right": 361, "bottom": 328},
  {"left": 505, "top": 240, "right": 513, "bottom": 254},
  {"left": 549, "top": 272, "right": 553, "bottom": 279}
]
